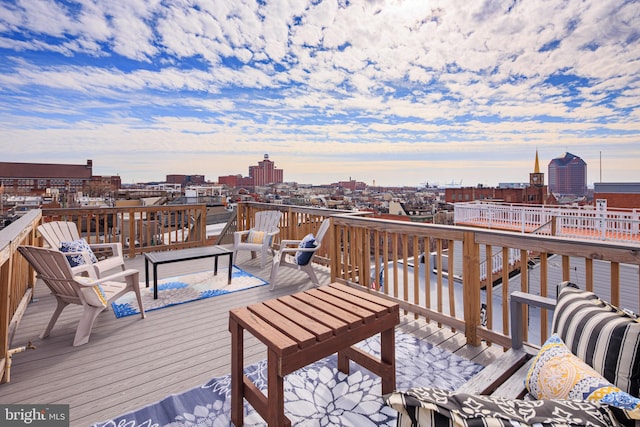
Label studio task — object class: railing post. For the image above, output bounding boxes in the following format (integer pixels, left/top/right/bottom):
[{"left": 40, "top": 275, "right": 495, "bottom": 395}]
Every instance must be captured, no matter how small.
[
  {"left": 0, "top": 246, "right": 10, "bottom": 383},
  {"left": 127, "top": 209, "right": 136, "bottom": 259},
  {"left": 462, "top": 230, "right": 481, "bottom": 346}
]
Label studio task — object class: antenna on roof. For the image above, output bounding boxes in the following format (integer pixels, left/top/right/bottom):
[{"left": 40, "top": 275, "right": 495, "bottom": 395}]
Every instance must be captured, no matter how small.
[{"left": 599, "top": 151, "right": 602, "bottom": 183}]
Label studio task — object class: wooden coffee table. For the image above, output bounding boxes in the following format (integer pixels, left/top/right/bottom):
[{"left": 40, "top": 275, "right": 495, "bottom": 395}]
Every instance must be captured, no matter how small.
[
  {"left": 229, "top": 282, "right": 400, "bottom": 426},
  {"left": 144, "top": 246, "right": 233, "bottom": 299}
]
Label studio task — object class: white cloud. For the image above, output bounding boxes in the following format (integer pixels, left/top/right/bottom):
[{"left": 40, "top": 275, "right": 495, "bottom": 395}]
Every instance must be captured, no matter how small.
[{"left": 0, "top": 0, "right": 638, "bottom": 186}]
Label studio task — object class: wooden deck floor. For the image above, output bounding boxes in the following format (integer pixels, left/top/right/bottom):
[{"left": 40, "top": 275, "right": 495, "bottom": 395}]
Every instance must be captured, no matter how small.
[{"left": 1, "top": 246, "right": 503, "bottom": 426}]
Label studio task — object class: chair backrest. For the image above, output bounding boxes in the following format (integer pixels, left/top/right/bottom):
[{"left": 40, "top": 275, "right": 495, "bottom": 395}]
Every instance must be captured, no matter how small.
[
  {"left": 38, "top": 221, "right": 81, "bottom": 250},
  {"left": 293, "top": 218, "right": 331, "bottom": 266},
  {"left": 252, "top": 210, "right": 282, "bottom": 233},
  {"left": 314, "top": 218, "right": 331, "bottom": 245},
  {"left": 18, "top": 246, "right": 82, "bottom": 300}
]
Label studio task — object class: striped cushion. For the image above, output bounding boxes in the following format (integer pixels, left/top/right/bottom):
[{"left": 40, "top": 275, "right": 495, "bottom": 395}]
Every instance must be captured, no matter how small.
[
  {"left": 247, "top": 230, "right": 266, "bottom": 244},
  {"left": 551, "top": 284, "right": 640, "bottom": 397}
]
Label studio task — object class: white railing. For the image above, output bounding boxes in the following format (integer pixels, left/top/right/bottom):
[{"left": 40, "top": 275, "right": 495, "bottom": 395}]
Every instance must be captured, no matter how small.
[
  {"left": 479, "top": 247, "right": 521, "bottom": 282},
  {"left": 454, "top": 202, "right": 640, "bottom": 242},
  {"left": 555, "top": 214, "right": 639, "bottom": 241}
]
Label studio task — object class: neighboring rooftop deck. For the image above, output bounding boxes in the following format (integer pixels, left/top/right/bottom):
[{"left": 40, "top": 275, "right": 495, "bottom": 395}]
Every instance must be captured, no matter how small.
[
  {"left": 0, "top": 247, "right": 503, "bottom": 426},
  {"left": 454, "top": 201, "right": 640, "bottom": 243}
]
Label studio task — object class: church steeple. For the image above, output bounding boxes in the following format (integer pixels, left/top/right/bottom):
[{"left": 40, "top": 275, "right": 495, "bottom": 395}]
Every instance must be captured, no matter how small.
[{"left": 530, "top": 149, "right": 544, "bottom": 187}]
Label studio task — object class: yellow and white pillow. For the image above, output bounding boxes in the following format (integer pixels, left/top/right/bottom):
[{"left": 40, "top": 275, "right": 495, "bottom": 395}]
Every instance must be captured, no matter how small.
[
  {"left": 74, "top": 275, "right": 108, "bottom": 307},
  {"left": 526, "top": 334, "right": 640, "bottom": 420},
  {"left": 247, "top": 230, "right": 266, "bottom": 243}
]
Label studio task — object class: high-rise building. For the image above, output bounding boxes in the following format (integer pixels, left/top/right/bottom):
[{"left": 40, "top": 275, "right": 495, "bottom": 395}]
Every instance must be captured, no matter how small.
[
  {"left": 548, "top": 152, "right": 587, "bottom": 196},
  {"left": 249, "top": 154, "right": 283, "bottom": 186}
]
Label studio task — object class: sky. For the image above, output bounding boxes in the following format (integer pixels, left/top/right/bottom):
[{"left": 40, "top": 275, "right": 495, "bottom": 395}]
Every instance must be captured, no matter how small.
[{"left": 0, "top": 0, "right": 639, "bottom": 187}]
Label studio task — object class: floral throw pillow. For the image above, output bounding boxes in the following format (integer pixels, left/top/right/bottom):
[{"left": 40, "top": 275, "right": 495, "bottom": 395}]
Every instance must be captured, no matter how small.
[
  {"left": 526, "top": 334, "right": 640, "bottom": 421},
  {"left": 60, "top": 239, "right": 98, "bottom": 267}
]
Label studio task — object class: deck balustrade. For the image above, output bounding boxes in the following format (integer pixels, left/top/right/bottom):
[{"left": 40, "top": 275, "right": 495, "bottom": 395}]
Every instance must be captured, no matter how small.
[
  {"left": 454, "top": 201, "right": 640, "bottom": 242},
  {"left": 2, "top": 202, "right": 640, "bottom": 384},
  {"left": 41, "top": 204, "right": 209, "bottom": 258}
]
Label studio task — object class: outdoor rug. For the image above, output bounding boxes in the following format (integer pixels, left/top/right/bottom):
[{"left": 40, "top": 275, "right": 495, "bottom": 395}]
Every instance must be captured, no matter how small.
[
  {"left": 111, "top": 267, "right": 268, "bottom": 318},
  {"left": 92, "top": 331, "right": 484, "bottom": 427}
]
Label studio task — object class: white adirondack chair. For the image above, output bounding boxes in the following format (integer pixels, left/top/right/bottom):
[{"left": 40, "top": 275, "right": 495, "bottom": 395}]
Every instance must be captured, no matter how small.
[
  {"left": 233, "top": 210, "right": 282, "bottom": 268},
  {"left": 18, "top": 245, "right": 145, "bottom": 346},
  {"left": 38, "top": 221, "right": 125, "bottom": 277},
  {"left": 269, "top": 218, "right": 331, "bottom": 290}
]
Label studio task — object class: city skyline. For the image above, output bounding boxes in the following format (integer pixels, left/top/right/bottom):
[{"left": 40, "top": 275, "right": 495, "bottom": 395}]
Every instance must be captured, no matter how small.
[{"left": 1, "top": 1, "right": 639, "bottom": 187}]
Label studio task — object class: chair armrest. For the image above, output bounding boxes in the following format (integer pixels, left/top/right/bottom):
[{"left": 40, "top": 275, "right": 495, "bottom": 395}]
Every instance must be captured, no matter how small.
[
  {"left": 89, "top": 242, "right": 123, "bottom": 258},
  {"left": 287, "top": 247, "right": 317, "bottom": 253},
  {"left": 61, "top": 250, "right": 86, "bottom": 256},
  {"left": 280, "top": 239, "right": 303, "bottom": 247},
  {"left": 233, "top": 230, "right": 250, "bottom": 246},
  {"left": 71, "top": 263, "right": 99, "bottom": 279},
  {"left": 510, "top": 291, "right": 557, "bottom": 350},
  {"left": 74, "top": 269, "right": 139, "bottom": 287}
]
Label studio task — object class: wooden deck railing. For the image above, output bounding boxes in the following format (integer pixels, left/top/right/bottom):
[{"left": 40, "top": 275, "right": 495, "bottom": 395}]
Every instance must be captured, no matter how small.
[
  {"left": 328, "top": 213, "right": 640, "bottom": 349},
  {"left": 0, "top": 210, "right": 41, "bottom": 383},
  {"left": 42, "top": 204, "right": 208, "bottom": 258},
  {"left": 3, "top": 202, "right": 640, "bottom": 383}
]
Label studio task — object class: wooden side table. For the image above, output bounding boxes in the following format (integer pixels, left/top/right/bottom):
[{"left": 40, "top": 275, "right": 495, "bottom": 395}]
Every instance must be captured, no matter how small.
[{"left": 229, "top": 282, "right": 400, "bottom": 426}]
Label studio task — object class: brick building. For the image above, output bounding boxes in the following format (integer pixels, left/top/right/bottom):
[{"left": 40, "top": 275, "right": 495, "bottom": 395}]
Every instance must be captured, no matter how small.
[
  {"left": 249, "top": 154, "right": 283, "bottom": 186},
  {"left": 218, "top": 154, "right": 284, "bottom": 188},
  {"left": 217, "top": 175, "right": 254, "bottom": 188},
  {"left": 445, "top": 151, "right": 554, "bottom": 205},
  {"left": 0, "top": 160, "right": 121, "bottom": 197},
  {"left": 166, "top": 174, "right": 206, "bottom": 188},
  {"left": 332, "top": 179, "right": 368, "bottom": 192},
  {"left": 593, "top": 183, "right": 640, "bottom": 209}
]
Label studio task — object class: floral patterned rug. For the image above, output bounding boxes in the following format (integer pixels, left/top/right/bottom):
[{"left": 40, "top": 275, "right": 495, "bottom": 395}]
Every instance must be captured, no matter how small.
[
  {"left": 92, "top": 332, "right": 483, "bottom": 427},
  {"left": 111, "top": 267, "right": 268, "bottom": 318}
]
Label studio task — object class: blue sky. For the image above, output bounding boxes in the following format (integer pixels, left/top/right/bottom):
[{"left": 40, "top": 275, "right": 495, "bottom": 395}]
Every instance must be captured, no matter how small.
[{"left": 1, "top": 0, "right": 639, "bottom": 187}]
